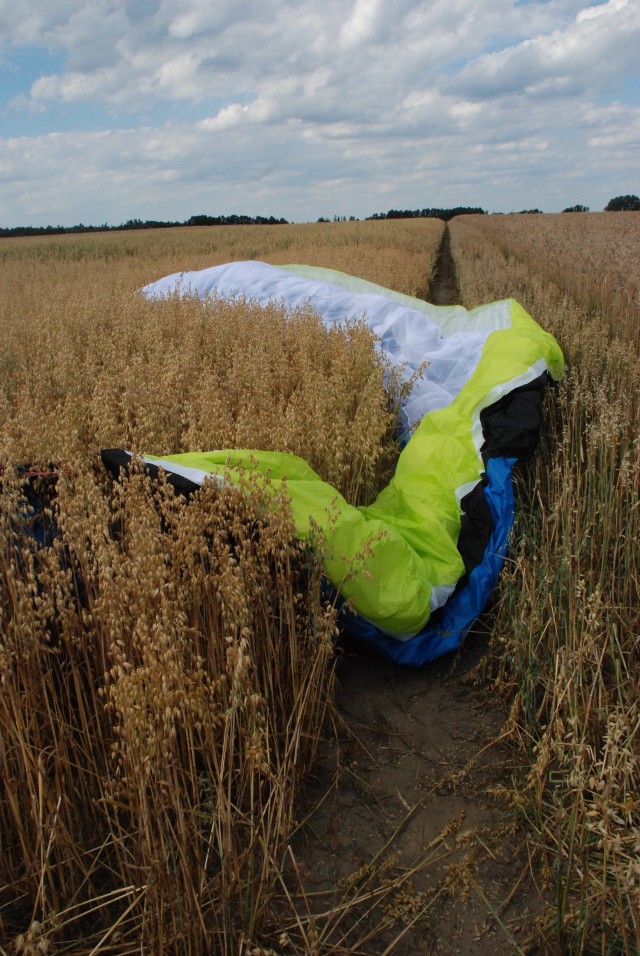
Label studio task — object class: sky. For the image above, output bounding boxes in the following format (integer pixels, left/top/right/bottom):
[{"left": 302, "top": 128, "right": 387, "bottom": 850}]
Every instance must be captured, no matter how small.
[{"left": 0, "top": 0, "right": 638, "bottom": 227}]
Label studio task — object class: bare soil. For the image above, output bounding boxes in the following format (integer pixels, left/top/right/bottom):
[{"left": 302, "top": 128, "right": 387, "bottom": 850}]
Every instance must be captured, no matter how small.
[
  {"left": 428, "top": 225, "right": 460, "bottom": 306},
  {"left": 289, "top": 631, "right": 544, "bottom": 954},
  {"left": 287, "top": 231, "right": 544, "bottom": 955}
]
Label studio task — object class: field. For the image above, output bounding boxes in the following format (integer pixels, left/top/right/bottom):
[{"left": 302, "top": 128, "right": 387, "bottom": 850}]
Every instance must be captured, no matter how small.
[
  {"left": 0, "top": 219, "right": 444, "bottom": 954},
  {"left": 449, "top": 213, "right": 640, "bottom": 953},
  {"left": 1, "top": 212, "right": 638, "bottom": 954},
  {"left": 461, "top": 212, "right": 640, "bottom": 350}
]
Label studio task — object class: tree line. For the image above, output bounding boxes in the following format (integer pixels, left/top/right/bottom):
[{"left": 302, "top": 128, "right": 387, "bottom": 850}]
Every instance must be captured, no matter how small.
[
  {"left": 367, "top": 196, "right": 639, "bottom": 219},
  {"left": 2, "top": 196, "right": 637, "bottom": 239},
  {"left": 604, "top": 194, "right": 640, "bottom": 211},
  {"left": 367, "top": 206, "right": 486, "bottom": 222},
  {"left": 0, "top": 213, "right": 288, "bottom": 239},
  {"left": 563, "top": 196, "right": 640, "bottom": 212}
]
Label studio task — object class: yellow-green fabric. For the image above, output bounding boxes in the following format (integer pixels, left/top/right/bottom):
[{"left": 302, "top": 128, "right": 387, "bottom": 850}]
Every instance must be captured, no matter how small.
[{"left": 146, "top": 299, "right": 564, "bottom": 638}]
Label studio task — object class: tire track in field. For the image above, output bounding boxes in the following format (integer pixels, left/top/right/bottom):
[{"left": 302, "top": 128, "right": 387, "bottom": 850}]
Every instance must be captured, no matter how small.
[{"left": 429, "top": 223, "right": 460, "bottom": 306}]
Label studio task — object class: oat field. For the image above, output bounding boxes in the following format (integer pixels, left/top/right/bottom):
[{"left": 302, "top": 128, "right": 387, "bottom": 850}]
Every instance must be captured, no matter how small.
[
  {"left": 2, "top": 212, "right": 638, "bottom": 954},
  {"left": 450, "top": 213, "right": 640, "bottom": 954},
  {"left": 463, "top": 211, "right": 640, "bottom": 350},
  {"left": 0, "top": 219, "right": 443, "bottom": 955}
]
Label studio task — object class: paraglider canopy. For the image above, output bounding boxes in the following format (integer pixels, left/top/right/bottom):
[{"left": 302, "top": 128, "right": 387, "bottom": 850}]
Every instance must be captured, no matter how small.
[{"left": 102, "top": 261, "right": 564, "bottom": 665}]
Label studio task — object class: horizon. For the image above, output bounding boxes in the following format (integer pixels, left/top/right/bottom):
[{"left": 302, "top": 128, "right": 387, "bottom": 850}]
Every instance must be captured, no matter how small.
[{"left": 2, "top": 205, "right": 636, "bottom": 235}]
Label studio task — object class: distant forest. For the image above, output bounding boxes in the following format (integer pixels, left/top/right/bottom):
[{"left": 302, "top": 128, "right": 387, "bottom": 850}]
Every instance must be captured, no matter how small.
[
  {"left": 2, "top": 197, "right": 637, "bottom": 237},
  {"left": 0, "top": 213, "right": 289, "bottom": 239},
  {"left": 1, "top": 207, "right": 488, "bottom": 238},
  {"left": 367, "top": 207, "right": 486, "bottom": 221},
  {"left": 1, "top": 208, "right": 488, "bottom": 237}
]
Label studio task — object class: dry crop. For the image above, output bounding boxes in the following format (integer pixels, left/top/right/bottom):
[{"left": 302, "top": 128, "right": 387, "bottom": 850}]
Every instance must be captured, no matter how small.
[
  {"left": 0, "top": 218, "right": 443, "bottom": 954},
  {"left": 450, "top": 214, "right": 640, "bottom": 954},
  {"left": 463, "top": 211, "right": 640, "bottom": 351},
  {"left": 0, "top": 217, "right": 442, "bottom": 299}
]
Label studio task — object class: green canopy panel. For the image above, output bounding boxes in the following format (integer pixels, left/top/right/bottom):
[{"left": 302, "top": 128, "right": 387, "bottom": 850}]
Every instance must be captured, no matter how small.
[{"left": 102, "top": 261, "right": 564, "bottom": 664}]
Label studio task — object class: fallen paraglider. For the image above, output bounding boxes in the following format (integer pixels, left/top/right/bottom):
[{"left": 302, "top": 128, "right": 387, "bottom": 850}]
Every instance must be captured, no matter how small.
[{"left": 102, "top": 261, "right": 564, "bottom": 665}]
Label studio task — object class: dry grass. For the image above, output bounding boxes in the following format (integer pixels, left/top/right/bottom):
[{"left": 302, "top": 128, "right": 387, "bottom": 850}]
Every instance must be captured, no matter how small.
[
  {"left": 0, "top": 219, "right": 443, "bottom": 954},
  {"left": 0, "top": 290, "right": 394, "bottom": 505},
  {"left": 450, "top": 214, "right": 640, "bottom": 954}
]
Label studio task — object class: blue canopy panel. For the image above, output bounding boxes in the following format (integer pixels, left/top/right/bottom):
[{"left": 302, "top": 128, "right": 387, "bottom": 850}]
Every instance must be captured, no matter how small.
[{"left": 337, "top": 456, "right": 516, "bottom": 665}]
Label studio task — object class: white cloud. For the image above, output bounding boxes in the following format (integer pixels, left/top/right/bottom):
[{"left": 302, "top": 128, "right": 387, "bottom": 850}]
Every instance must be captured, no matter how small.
[
  {"left": 338, "top": 0, "right": 384, "bottom": 48},
  {"left": 577, "top": 0, "right": 629, "bottom": 22},
  {"left": 167, "top": 0, "right": 247, "bottom": 40},
  {"left": 0, "top": 0, "right": 638, "bottom": 224},
  {"left": 451, "top": 0, "right": 639, "bottom": 98}
]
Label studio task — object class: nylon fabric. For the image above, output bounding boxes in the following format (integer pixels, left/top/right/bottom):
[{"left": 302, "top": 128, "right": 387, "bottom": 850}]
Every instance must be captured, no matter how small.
[{"left": 129, "top": 261, "right": 565, "bottom": 661}]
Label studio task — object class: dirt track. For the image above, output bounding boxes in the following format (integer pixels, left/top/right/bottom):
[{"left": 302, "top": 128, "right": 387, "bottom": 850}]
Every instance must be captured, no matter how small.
[{"left": 290, "top": 228, "right": 541, "bottom": 955}]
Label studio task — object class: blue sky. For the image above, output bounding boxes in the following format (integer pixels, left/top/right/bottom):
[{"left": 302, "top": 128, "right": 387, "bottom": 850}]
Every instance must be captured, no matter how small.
[{"left": 0, "top": 0, "right": 638, "bottom": 226}]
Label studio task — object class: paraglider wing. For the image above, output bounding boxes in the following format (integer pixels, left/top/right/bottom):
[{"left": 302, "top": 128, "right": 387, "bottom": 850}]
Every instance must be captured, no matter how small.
[{"left": 102, "top": 261, "right": 564, "bottom": 665}]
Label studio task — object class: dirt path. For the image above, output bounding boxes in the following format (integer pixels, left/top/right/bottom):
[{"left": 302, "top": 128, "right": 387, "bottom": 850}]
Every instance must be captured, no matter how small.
[
  {"left": 429, "top": 224, "right": 460, "bottom": 306},
  {"left": 290, "top": 634, "right": 539, "bottom": 954},
  {"left": 288, "top": 231, "right": 541, "bottom": 955}
]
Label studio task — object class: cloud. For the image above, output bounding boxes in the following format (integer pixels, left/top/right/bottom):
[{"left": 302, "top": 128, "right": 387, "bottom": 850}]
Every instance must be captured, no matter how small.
[
  {"left": 0, "top": 0, "right": 638, "bottom": 224},
  {"left": 4, "top": 0, "right": 634, "bottom": 134},
  {"left": 167, "top": 0, "right": 248, "bottom": 40},
  {"left": 338, "top": 0, "right": 384, "bottom": 48},
  {"left": 451, "top": 0, "right": 640, "bottom": 99},
  {"left": 576, "top": 0, "right": 629, "bottom": 22}
]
